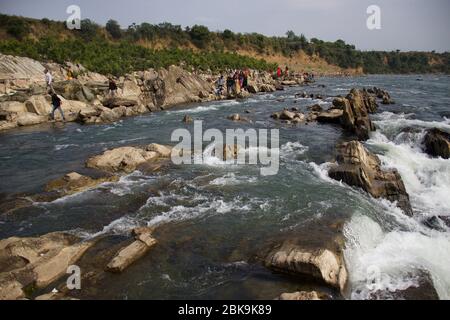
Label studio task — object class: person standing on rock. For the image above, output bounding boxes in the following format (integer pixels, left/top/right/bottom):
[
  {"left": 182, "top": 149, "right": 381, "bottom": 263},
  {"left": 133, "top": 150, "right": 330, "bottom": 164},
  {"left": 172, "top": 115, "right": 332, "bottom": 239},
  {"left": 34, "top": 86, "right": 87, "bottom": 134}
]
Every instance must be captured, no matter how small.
[
  {"left": 44, "top": 69, "right": 54, "bottom": 93},
  {"left": 49, "top": 91, "right": 66, "bottom": 122},
  {"left": 108, "top": 77, "right": 118, "bottom": 97},
  {"left": 215, "top": 75, "right": 225, "bottom": 96}
]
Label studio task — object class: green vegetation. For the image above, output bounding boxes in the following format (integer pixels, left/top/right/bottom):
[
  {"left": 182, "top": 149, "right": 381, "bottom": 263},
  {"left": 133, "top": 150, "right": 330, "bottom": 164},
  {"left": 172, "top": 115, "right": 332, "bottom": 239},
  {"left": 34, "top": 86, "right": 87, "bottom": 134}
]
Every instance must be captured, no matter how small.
[
  {"left": 0, "top": 37, "right": 276, "bottom": 76},
  {"left": 0, "top": 14, "right": 448, "bottom": 75}
]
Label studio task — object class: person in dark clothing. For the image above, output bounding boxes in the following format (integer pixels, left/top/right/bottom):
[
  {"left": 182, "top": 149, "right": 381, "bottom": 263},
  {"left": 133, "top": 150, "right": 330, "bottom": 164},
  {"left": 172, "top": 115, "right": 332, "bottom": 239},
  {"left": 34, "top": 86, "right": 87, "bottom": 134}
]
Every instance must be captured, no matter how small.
[
  {"left": 108, "top": 77, "right": 118, "bottom": 96},
  {"left": 50, "top": 92, "right": 65, "bottom": 121}
]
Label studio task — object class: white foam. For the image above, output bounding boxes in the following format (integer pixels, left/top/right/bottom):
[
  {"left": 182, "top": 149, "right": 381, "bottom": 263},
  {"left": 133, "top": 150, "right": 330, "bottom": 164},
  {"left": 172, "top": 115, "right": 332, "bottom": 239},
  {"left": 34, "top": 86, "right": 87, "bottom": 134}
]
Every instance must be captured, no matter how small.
[
  {"left": 344, "top": 212, "right": 450, "bottom": 300},
  {"left": 209, "top": 173, "right": 257, "bottom": 186}
]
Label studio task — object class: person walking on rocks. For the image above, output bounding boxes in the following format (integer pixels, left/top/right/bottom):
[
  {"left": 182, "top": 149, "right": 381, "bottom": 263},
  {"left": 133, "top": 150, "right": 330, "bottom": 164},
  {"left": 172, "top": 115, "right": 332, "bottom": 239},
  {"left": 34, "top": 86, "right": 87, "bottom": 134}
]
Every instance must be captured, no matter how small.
[
  {"left": 49, "top": 91, "right": 66, "bottom": 122},
  {"left": 44, "top": 69, "right": 54, "bottom": 93},
  {"left": 108, "top": 77, "right": 118, "bottom": 97}
]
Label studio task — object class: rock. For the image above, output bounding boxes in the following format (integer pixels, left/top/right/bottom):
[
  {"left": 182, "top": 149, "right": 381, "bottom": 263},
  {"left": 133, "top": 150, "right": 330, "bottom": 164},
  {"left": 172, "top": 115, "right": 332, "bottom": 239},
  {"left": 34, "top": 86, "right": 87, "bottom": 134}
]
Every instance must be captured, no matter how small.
[
  {"left": 0, "top": 232, "right": 94, "bottom": 299},
  {"left": 423, "top": 128, "right": 450, "bottom": 159},
  {"left": 328, "top": 141, "right": 413, "bottom": 216},
  {"left": 44, "top": 172, "right": 119, "bottom": 198},
  {"left": 246, "top": 83, "right": 258, "bottom": 94},
  {"left": 99, "top": 107, "right": 121, "bottom": 123},
  {"left": 25, "top": 95, "right": 52, "bottom": 115},
  {"left": 86, "top": 146, "right": 160, "bottom": 173},
  {"left": 106, "top": 229, "right": 156, "bottom": 273},
  {"left": 270, "top": 112, "right": 281, "bottom": 120},
  {"left": 102, "top": 97, "right": 138, "bottom": 108},
  {"left": 316, "top": 109, "right": 343, "bottom": 124},
  {"left": 182, "top": 115, "right": 193, "bottom": 123},
  {"left": 265, "top": 244, "right": 347, "bottom": 293},
  {"left": 16, "top": 113, "right": 47, "bottom": 126},
  {"left": 228, "top": 113, "right": 241, "bottom": 121},
  {"left": 0, "top": 101, "right": 28, "bottom": 114},
  {"left": 222, "top": 144, "right": 240, "bottom": 161},
  {"left": 277, "top": 291, "right": 323, "bottom": 300},
  {"left": 308, "top": 104, "right": 323, "bottom": 112},
  {"left": 279, "top": 110, "right": 296, "bottom": 120},
  {"left": 338, "top": 89, "right": 377, "bottom": 140},
  {"left": 145, "top": 143, "right": 172, "bottom": 158}
]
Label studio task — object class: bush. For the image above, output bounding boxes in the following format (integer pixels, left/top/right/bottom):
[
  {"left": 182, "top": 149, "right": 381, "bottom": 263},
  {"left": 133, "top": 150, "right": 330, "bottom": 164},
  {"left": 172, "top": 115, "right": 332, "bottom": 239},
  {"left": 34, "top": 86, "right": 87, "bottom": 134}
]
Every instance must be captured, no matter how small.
[{"left": 106, "top": 19, "right": 122, "bottom": 39}]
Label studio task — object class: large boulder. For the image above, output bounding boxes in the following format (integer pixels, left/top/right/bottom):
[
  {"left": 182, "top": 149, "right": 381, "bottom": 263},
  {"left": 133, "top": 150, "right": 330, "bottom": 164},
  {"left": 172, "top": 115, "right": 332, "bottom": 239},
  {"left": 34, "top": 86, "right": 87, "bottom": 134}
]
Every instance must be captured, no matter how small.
[
  {"left": 86, "top": 144, "right": 172, "bottom": 173},
  {"left": 335, "top": 89, "right": 377, "bottom": 140},
  {"left": 328, "top": 141, "right": 413, "bottom": 216},
  {"left": 16, "top": 112, "right": 47, "bottom": 126},
  {"left": 265, "top": 241, "right": 348, "bottom": 293},
  {"left": 24, "top": 95, "right": 52, "bottom": 115},
  {"left": 0, "top": 232, "right": 94, "bottom": 299},
  {"left": 423, "top": 128, "right": 450, "bottom": 159},
  {"left": 316, "top": 109, "right": 344, "bottom": 124},
  {"left": 0, "top": 101, "right": 28, "bottom": 114},
  {"left": 102, "top": 97, "right": 138, "bottom": 108}
]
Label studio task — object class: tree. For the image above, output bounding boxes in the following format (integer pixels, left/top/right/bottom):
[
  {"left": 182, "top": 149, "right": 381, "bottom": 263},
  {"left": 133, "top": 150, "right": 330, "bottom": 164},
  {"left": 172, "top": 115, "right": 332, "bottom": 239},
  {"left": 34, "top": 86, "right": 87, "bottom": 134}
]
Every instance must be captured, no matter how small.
[
  {"left": 106, "top": 19, "right": 122, "bottom": 39},
  {"left": 79, "top": 19, "right": 99, "bottom": 41},
  {"left": 189, "top": 25, "right": 210, "bottom": 49}
]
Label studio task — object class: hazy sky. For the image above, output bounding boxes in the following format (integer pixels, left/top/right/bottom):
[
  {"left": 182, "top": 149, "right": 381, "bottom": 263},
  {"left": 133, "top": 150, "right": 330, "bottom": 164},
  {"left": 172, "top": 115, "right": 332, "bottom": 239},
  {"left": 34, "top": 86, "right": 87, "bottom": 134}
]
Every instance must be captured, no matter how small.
[{"left": 1, "top": 0, "right": 449, "bottom": 52}]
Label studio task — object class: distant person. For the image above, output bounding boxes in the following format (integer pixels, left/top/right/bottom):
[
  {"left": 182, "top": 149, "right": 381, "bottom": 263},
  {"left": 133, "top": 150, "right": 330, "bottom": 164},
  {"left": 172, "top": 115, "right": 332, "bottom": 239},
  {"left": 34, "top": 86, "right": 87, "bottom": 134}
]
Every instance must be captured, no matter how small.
[
  {"left": 276, "top": 67, "right": 282, "bottom": 79},
  {"left": 44, "top": 69, "right": 54, "bottom": 93},
  {"left": 226, "top": 74, "right": 234, "bottom": 95},
  {"left": 285, "top": 66, "right": 289, "bottom": 78},
  {"left": 49, "top": 91, "right": 66, "bottom": 122},
  {"left": 108, "top": 77, "right": 118, "bottom": 97},
  {"left": 216, "top": 75, "right": 225, "bottom": 96},
  {"left": 66, "top": 66, "right": 73, "bottom": 81},
  {"left": 242, "top": 70, "right": 249, "bottom": 91}
]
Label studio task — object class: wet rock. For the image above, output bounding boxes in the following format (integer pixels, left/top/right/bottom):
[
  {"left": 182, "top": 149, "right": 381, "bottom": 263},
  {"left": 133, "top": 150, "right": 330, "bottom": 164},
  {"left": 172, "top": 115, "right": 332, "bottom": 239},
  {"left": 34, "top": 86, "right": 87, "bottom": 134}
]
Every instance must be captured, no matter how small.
[
  {"left": 423, "top": 128, "right": 450, "bottom": 159},
  {"left": 146, "top": 143, "right": 173, "bottom": 158},
  {"left": 279, "top": 110, "right": 297, "bottom": 120},
  {"left": 265, "top": 242, "right": 348, "bottom": 293},
  {"left": 222, "top": 144, "right": 240, "bottom": 161},
  {"left": 0, "top": 232, "right": 94, "bottom": 299},
  {"left": 277, "top": 291, "right": 324, "bottom": 300},
  {"left": 338, "top": 89, "right": 377, "bottom": 140},
  {"left": 106, "top": 228, "right": 157, "bottom": 273},
  {"left": 308, "top": 104, "right": 323, "bottom": 112},
  {"left": 316, "top": 109, "right": 343, "bottom": 124},
  {"left": 86, "top": 146, "right": 159, "bottom": 173},
  {"left": 44, "top": 172, "right": 119, "bottom": 198},
  {"left": 86, "top": 144, "right": 172, "bottom": 173},
  {"left": 182, "top": 114, "right": 193, "bottom": 123},
  {"left": 328, "top": 141, "right": 413, "bottom": 216}
]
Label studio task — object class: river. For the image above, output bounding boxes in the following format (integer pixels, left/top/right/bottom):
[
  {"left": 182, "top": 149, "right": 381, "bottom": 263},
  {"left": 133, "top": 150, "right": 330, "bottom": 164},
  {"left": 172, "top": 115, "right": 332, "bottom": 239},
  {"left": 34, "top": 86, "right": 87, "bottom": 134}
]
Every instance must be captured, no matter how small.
[{"left": 0, "top": 75, "right": 449, "bottom": 299}]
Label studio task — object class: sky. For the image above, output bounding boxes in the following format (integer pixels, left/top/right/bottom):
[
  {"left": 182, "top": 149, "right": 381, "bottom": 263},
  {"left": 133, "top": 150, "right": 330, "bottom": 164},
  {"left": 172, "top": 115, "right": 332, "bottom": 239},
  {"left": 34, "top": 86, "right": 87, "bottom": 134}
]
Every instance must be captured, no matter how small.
[{"left": 1, "top": 0, "right": 449, "bottom": 52}]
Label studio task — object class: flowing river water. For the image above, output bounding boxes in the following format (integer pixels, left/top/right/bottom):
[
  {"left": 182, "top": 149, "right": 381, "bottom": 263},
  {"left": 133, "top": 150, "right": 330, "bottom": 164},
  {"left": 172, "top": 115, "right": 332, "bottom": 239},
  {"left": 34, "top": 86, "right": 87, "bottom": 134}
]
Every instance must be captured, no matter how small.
[{"left": 0, "top": 75, "right": 449, "bottom": 299}]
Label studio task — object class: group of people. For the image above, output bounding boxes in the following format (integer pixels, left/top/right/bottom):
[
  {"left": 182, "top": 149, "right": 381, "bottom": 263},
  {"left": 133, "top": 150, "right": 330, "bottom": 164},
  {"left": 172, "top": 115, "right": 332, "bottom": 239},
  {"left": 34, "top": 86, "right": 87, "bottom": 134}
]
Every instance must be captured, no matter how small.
[
  {"left": 216, "top": 69, "right": 250, "bottom": 96},
  {"left": 43, "top": 67, "right": 120, "bottom": 123}
]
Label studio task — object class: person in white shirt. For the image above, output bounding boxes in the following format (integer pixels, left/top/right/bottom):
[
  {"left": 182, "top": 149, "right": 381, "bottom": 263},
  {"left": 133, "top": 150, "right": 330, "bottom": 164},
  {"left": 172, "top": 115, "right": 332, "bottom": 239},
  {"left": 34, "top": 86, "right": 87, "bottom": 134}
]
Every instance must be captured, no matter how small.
[{"left": 44, "top": 69, "right": 54, "bottom": 92}]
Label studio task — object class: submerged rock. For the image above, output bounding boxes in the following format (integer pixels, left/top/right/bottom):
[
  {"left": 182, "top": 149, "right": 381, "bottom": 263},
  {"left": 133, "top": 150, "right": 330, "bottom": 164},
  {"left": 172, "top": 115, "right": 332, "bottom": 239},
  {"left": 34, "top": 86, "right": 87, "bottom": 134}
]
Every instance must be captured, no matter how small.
[
  {"left": 423, "top": 128, "right": 450, "bottom": 159},
  {"left": 45, "top": 172, "right": 119, "bottom": 198},
  {"left": 182, "top": 114, "right": 193, "bottom": 123},
  {"left": 328, "top": 141, "right": 413, "bottom": 216}
]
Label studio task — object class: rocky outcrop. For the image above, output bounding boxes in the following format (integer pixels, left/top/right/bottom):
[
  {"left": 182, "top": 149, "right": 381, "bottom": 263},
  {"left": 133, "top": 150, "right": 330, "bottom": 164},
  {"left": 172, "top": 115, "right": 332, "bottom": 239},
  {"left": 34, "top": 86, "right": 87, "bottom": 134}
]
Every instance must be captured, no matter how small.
[
  {"left": 423, "top": 128, "right": 450, "bottom": 159},
  {"left": 86, "top": 144, "right": 173, "bottom": 173},
  {"left": 106, "top": 227, "right": 157, "bottom": 273},
  {"left": 45, "top": 172, "right": 119, "bottom": 198},
  {"left": 334, "top": 89, "right": 377, "bottom": 140},
  {"left": 328, "top": 141, "right": 413, "bottom": 216},
  {"left": 316, "top": 109, "right": 344, "bottom": 124},
  {"left": 0, "top": 232, "right": 94, "bottom": 300}
]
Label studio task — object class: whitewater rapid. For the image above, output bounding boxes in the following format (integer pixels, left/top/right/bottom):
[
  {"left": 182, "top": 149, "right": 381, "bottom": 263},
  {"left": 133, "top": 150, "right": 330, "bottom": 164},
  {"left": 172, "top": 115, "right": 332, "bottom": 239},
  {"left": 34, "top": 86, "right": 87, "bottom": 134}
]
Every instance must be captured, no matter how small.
[{"left": 343, "top": 111, "right": 450, "bottom": 299}]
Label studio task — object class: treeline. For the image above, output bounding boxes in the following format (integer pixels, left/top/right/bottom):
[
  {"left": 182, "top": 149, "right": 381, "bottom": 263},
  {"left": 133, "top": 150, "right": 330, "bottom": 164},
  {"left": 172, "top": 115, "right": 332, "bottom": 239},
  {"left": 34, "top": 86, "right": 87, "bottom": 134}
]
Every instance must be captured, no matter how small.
[{"left": 0, "top": 14, "right": 449, "bottom": 74}]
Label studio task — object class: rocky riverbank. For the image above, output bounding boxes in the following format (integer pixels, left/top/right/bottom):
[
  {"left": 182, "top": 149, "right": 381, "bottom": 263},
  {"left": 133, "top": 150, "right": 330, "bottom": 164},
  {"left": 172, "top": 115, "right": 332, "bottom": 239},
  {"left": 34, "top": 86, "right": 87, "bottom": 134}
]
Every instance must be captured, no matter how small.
[{"left": 0, "top": 54, "right": 306, "bottom": 132}]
